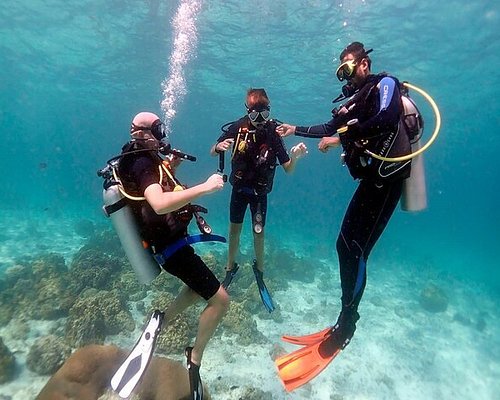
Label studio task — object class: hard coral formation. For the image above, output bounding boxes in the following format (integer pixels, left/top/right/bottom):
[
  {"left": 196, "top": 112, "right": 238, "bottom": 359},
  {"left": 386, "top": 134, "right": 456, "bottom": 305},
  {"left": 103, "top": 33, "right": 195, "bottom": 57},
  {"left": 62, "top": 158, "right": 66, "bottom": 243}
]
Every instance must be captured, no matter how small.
[
  {"left": 0, "top": 337, "right": 16, "bottom": 384},
  {"left": 68, "top": 247, "right": 125, "bottom": 294},
  {"left": 65, "top": 290, "right": 135, "bottom": 347},
  {"left": 419, "top": 283, "right": 449, "bottom": 313},
  {"left": 149, "top": 293, "right": 198, "bottom": 355},
  {"left": 36, "top": 345, "right": 211, "bottom": 400},
  {"left": 0, "top": 253, "right": 73, "bottom": 324},
  {"left": 27, "top": 335, "right": 72, "bottom": 375},
  {"left": 220, "top": 302, "right": 267, "bottom": 345}
]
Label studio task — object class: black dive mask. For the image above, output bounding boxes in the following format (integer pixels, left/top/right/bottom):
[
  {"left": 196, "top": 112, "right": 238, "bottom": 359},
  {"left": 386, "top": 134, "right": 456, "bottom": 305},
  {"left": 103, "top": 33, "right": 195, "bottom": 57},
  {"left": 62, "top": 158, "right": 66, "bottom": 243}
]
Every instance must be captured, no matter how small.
[{"left": 131, "top": 119, "right": 166, "bottom": 141}]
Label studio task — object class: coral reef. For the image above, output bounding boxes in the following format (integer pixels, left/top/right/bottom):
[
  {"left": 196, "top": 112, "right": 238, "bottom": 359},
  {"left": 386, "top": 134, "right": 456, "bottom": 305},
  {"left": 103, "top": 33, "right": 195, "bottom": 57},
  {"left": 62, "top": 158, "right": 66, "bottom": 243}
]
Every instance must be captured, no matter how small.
[
  {"left": 36, "top": 344, "right": 211, "bottom": 400},
  {"left": 149, "top": 293, "right": 198, "bottom": 355},
  {"left": 220, "top": 301, "right": 267, "bottom": 345},
  {"left": 65, "top": 289, "right": 135, "bottom": 347},
  {"left": 26, "top": 335, "right": 72, "bottom": 375},
  {"left": 0, "top": 253, "right": 74, "bottom": 324},
  {"left": 67, "top": 247, "right": 125, "bottom": 295},
  {"left": 419, "top": 283, "right": 449, "bottom": 313},
  {"left": 0, "top": 337, "right": 15, "bottom": 384}
]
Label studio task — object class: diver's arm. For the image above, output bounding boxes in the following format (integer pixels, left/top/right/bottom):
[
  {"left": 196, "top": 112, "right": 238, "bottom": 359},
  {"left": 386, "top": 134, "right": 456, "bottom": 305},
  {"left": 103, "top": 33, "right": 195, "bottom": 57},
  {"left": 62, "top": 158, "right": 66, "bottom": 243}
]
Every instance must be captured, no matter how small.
[
  {"left": 295, "top": 118, "right": 340, "bottom": 138},
  {"left": 144, "top": 174, "right": 224, "bottom": 215},
  {"left": 355, "top": 76, "right": 401, "bottom": 139},
  {"left": 282, "top": 142, "right": 308, "bottom": 173},
  {"left": 210, "top": 138, "right": 234, "bottom": 156},
  {"left": 277, "top": 119, "right": 339, "bottom": 138}
]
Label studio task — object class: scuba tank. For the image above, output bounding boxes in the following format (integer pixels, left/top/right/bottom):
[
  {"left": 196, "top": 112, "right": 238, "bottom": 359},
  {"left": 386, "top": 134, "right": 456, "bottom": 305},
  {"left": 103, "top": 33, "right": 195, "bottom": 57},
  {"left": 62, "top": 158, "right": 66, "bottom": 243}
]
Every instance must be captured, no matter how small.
[
  {"left": 400, "top": 94, "right": 427, "bottom": 212},
  {"left": 99, "top": 162, "right": 161, "bottom": 284}
]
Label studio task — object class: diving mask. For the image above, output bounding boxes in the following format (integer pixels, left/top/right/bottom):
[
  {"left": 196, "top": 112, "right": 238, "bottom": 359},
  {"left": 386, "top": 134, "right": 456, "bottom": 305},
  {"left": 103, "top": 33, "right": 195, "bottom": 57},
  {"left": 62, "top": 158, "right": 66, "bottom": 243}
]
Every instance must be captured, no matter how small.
[
  {"left": 131, "top": 119, "right": 167, "bottom": 140},
  {"left": 336, "top": 59, "right": 358, "bottom": 81},
  {"left": 335, "top": 48, "right": 373, "bottom": 82},
  {"left": 247, "top": 106, "right": 270, "bottom": 123}
]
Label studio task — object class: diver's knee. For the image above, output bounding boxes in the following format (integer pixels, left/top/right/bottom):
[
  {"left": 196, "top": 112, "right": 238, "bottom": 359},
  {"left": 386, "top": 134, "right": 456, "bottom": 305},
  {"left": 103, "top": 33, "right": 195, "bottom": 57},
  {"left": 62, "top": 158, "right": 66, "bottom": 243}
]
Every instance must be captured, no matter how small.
[{"left": 211, "top": 286, "right": 230, "bottom": 313}]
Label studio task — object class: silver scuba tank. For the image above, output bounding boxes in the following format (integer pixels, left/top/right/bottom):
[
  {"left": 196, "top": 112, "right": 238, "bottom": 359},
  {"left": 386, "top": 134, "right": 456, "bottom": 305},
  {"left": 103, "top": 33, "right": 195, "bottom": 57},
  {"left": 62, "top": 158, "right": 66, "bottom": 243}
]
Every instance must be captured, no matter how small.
[
  {"left": 103, "top": 183, "right": 161, "bottom": 284},
  {"left": 400, "top": 95, "right": 427, "bottom": 212}
]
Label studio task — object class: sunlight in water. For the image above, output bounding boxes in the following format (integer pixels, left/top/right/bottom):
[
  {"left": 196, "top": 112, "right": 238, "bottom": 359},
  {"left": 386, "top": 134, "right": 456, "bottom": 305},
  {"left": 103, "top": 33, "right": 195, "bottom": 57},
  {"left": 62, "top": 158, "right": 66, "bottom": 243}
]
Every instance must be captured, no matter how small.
[{"left": 161, "top": 0, "right": 203, "bottom": 134}]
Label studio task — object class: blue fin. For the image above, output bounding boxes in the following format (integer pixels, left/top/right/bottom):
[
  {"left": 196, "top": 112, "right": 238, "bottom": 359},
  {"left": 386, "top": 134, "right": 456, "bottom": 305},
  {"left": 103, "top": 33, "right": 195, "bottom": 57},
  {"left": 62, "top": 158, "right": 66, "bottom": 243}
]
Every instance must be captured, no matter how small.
[{"left": 252, "top": 260, "right": 275, "bottom": 313}]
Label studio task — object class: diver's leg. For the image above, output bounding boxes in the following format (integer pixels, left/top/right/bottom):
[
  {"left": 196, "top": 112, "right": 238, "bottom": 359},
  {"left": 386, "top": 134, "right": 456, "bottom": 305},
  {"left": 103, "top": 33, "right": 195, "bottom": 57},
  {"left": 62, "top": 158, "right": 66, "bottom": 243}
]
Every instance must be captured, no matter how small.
[
  {"left": 333, "top": 180, "right": 403, "bottom": 345},
  {"left": 165, "top": 247, "right": 229, "bottom": 364},
  {"left": 251, "top": 194, "right": 267, "bottom": 272},
  {"left": 226, "top": 188, "right": 247, "bottom": 271},
  {"left": 226, "top": 222, "right": 243, "bottom": 271},
  {"left": 253, "top": 228, "right": 265, "bottom": 272},
  {"left": 190, "top": 286, "right": 229, "bottom": 364},
  {"left": 163, "top": 285, "right": 200, "bottom": 324}
]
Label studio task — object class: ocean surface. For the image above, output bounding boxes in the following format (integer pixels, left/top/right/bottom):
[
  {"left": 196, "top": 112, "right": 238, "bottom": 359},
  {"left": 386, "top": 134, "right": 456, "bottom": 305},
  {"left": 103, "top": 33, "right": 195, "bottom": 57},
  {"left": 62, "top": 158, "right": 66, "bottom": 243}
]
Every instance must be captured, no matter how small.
[{"left": 0, "top": 1, "right": 498, "bottom": 399}]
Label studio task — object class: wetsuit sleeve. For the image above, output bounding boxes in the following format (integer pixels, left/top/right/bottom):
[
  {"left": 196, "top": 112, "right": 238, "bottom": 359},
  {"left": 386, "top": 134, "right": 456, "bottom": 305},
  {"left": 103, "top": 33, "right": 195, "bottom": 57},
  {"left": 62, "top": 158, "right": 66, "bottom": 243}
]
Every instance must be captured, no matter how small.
[
  {"left": 356, "top": 76, "right": 402, "bottom": 139},
  {"left": 273, "top": 131, "right": 291, "bottom": 165},
  {"left": 294, "top": 118, "right": 341, "bottom": 138},
  {"left": 132, "top": 156, "right": 160, "bottom": 194}
]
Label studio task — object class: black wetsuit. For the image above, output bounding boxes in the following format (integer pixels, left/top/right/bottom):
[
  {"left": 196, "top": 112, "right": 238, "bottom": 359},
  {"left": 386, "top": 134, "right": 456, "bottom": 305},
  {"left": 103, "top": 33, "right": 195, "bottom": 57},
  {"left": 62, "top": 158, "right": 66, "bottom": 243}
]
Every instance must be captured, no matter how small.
[
  {"left": 118, "top": 144, "right": 220, "bottom": 300},
  {"left": 216, "top": 117, "right": 290, "bottom": 227},
  {"left": 295, "top": 74, "right": 411, "bottom": 335}
]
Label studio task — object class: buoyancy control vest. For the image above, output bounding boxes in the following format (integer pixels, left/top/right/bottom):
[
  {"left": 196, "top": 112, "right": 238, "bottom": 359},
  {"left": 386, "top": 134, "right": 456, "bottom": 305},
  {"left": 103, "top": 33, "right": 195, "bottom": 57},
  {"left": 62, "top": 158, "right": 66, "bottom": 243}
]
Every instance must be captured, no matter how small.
[
  {"left": 229, "top": 119, "right": 280, "bottom": 195},
  {"left": 117, "top": 141, "right": 195, "bottom": 251},
  {"left": 334, "top": 74, "right": 412, "bottom": 182}
]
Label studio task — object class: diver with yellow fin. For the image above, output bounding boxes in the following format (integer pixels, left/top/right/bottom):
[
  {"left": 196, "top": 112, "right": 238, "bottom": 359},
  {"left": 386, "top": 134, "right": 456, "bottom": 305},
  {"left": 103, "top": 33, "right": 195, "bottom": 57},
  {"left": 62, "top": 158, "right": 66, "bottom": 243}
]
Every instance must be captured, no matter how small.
[{"left": 276, "top": 42, "right": 440, "bottom": 391}]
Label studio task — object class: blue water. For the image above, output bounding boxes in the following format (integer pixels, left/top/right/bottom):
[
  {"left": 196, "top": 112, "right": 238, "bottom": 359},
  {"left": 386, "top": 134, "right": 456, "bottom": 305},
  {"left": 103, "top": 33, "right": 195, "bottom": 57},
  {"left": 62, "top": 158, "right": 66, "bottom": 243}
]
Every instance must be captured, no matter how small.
[{"left": 1, "top": 0, "right": 499, "bottom": 398}]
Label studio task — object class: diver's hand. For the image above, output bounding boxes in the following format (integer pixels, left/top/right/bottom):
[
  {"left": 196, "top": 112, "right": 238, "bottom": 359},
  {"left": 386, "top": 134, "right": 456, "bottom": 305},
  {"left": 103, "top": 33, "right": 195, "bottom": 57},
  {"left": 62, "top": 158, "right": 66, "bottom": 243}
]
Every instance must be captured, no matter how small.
[
  {"left": 276, "top": 123, "right": 296, "bottom": 137},
  {"left": 215, "top": 139, "right": 234, "bottom": 152},
  {"left": 203, "top": 173, "right": 225, "bottom": 194},
  {"left": 290, "top": 142, "right": 308, "bottom": 159},
  {"left": 318, "top": 137, "right": 341, "bottom": 153},
  {"left": 165, "top": 153, "right": 183, "bottom": 171}
]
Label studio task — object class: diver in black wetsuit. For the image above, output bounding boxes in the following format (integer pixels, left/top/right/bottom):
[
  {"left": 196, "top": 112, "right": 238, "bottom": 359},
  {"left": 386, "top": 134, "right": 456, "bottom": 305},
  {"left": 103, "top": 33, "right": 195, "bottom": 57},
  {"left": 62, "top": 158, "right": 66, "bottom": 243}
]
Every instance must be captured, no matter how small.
[
  {"left": 275, "top": 42, "right": 412, "bottom": 389},
  {"left": 210, "top": 88, "right": 307, "bottom": 312}
]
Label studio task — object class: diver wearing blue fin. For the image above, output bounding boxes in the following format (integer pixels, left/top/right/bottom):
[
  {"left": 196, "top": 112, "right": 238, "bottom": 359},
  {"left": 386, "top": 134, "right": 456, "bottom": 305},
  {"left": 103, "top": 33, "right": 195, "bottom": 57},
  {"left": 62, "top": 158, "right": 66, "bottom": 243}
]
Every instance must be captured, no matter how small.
[
  {"left": 210, "top": 89, "right": 307, "bottom": 311},
  {"left": 111, "top": 310, "right": 164, "bottom": 398},
  {"left": 252, "top": 259, "right": 275, "bottom": 313}
]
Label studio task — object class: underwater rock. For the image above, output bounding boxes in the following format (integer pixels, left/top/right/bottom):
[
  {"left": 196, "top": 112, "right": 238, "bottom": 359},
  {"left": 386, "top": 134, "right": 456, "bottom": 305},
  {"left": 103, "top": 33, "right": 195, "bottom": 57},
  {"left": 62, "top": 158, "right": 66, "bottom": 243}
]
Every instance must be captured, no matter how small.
[
  {"left": 36, "top": 344, "right": 211, "bottom": 400},
  {"left": 65, "top": 289, "right": 135, "bottom": 347},
  {"left": 419, "top": 283, "right": 449, "bottom": 313},
  {"left": 26, "top": 335, "right": 72, "bottom": 375},
  {"left": 0, "top": 337, "right": 16, "bottom": 384}
]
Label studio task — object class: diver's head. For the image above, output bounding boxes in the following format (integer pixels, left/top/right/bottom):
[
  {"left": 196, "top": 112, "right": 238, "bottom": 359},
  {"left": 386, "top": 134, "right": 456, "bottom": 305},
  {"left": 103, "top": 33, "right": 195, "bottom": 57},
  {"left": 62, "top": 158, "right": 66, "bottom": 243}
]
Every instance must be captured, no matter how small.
[
  {"left": 245, "top": 88, "right": 270, "bottom": 129},
  {"left": 130, "top": 112, "right": 166, "bottom": 142},
  {"left": 336, "top": 42, "right": 373, "bottom": 91}
]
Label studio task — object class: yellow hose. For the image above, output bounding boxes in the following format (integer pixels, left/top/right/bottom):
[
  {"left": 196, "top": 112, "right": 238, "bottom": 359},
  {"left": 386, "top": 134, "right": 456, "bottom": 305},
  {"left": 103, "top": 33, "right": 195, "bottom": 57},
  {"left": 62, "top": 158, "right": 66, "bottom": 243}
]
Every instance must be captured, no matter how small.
[
  {"left": 112, "top": 165, "right": 164, "bottom": 201},
  {"left": 364, "top": 82, "right": 441, "bottom": 162}
]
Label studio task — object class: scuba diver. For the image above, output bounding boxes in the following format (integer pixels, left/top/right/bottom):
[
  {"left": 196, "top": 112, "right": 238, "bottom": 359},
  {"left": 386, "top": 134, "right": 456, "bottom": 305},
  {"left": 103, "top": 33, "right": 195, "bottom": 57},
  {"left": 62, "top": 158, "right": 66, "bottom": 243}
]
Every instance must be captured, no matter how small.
[
  {"left": 275, "top": 42, "right": 418, "bottom": 391},
  {"left": 210, "top": 88, "right": 307, "bottom": 313},
  {"left": 102, "top": 112, "right": 229, "bottom": 399}
]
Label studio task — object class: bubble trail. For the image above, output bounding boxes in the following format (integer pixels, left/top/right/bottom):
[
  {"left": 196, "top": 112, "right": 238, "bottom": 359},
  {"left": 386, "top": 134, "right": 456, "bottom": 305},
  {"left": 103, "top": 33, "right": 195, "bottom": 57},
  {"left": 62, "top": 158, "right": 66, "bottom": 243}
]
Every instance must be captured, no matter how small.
[{"left": 161, "top": 0, "right": 203, "bottom": 135}]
